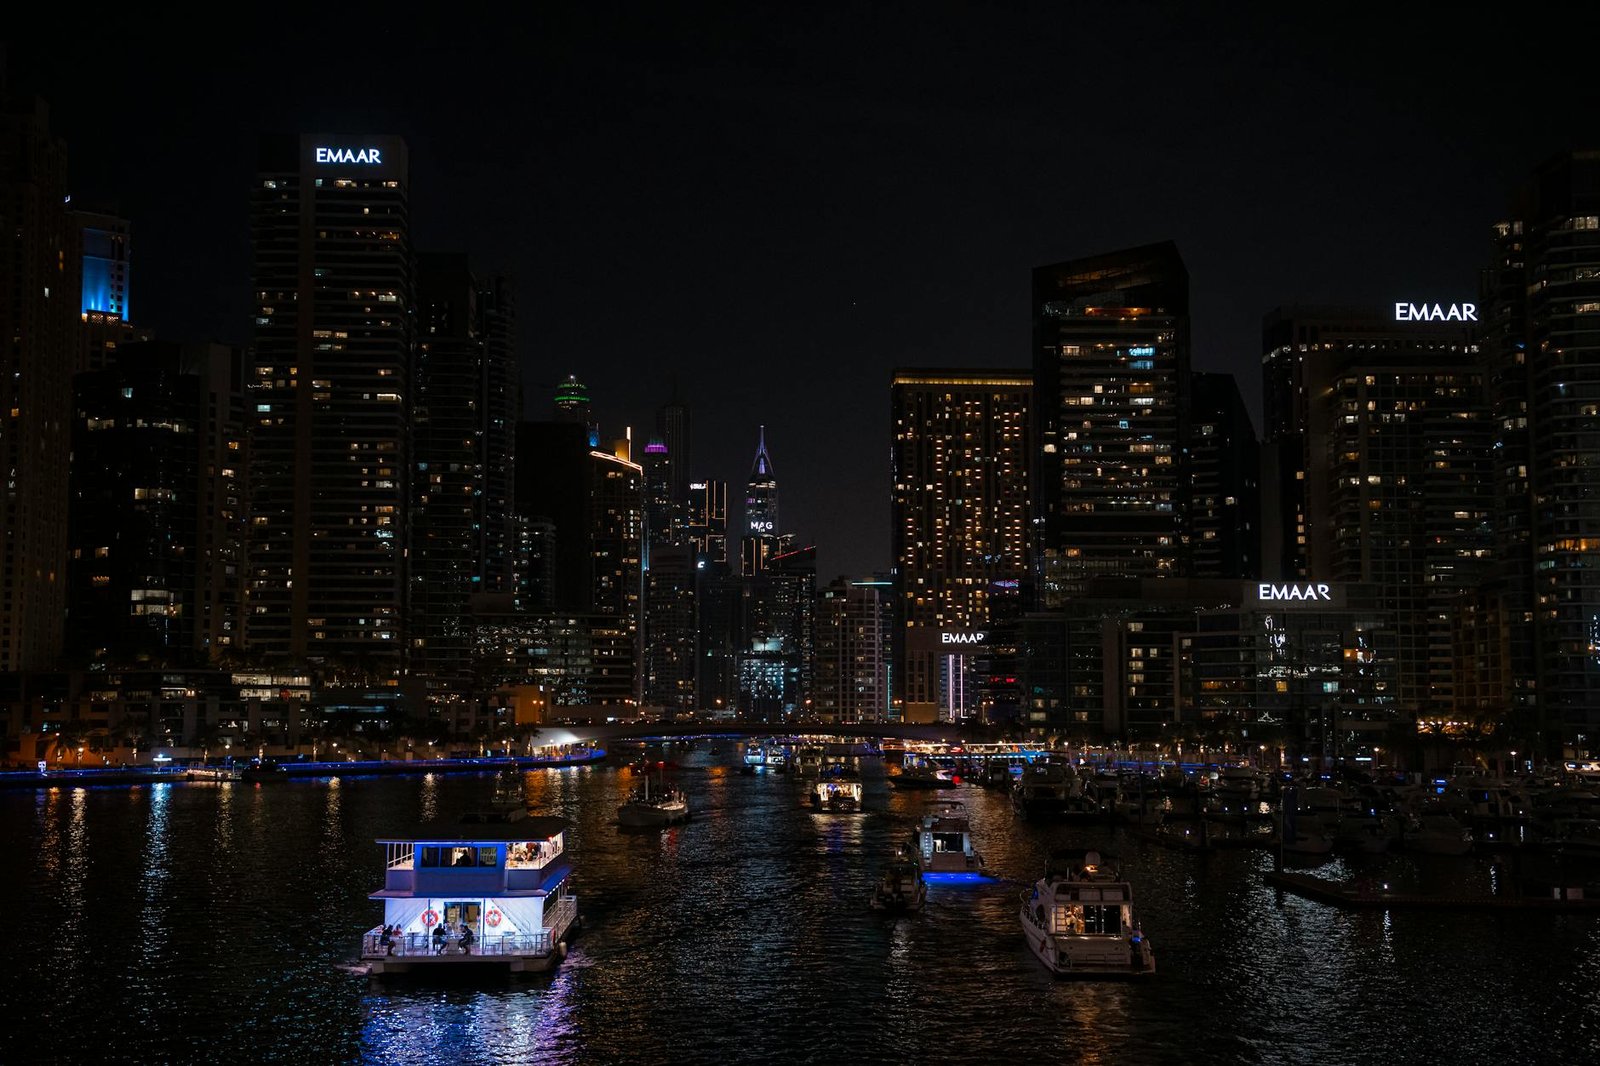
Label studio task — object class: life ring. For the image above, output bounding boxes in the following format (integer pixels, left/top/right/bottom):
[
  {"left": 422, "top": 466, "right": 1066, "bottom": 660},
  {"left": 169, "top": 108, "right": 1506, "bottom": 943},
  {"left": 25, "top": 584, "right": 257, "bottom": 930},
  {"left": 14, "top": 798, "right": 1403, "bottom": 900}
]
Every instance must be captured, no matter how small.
[
  {"left": 485, "top": 908, "right": 503, "bottom": 928},
  {"left": 422, "top": 909, "right": 439, "bottom": 927}
]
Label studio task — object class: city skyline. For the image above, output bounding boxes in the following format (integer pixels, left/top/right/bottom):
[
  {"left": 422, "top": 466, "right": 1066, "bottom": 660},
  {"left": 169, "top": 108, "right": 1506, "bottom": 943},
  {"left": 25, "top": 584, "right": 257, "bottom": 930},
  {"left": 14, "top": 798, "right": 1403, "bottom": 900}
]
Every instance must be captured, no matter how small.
[{"left": 11, "top": 9, "right": 1599, "bottom": 579}]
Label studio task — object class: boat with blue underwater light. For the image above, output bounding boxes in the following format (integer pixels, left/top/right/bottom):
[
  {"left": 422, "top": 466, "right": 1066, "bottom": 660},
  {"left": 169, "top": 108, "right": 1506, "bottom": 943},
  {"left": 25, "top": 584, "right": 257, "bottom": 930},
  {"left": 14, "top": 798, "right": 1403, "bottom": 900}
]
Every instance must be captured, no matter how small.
[
  {"left": 359, "top": 808, "right": 578, "bottom": 976},
  {"left": 908, "top": 800, "right": 984, "bottom": 877},
  {"left": 1020, "top": 849, "right": 1155, "bottom": 978}
]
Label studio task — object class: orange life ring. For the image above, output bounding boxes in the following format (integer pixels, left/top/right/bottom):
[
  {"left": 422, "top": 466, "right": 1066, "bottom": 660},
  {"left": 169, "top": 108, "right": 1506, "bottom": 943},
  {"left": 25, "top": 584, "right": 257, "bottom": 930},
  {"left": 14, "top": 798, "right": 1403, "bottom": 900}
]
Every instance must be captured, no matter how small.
[
  {"left": 422, "top": 909, "right": 439, "bottom": 927},
  {"left": 485, "top": 907, "right": 503, "bottom": 928}
]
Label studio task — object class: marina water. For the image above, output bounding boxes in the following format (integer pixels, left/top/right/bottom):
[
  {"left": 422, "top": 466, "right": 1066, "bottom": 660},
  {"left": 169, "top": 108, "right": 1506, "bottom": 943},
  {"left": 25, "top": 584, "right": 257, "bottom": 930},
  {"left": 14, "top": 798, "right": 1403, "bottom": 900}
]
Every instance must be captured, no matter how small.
[{"left": 7, "top": 745, "right": 1599, "bottom": 1064}]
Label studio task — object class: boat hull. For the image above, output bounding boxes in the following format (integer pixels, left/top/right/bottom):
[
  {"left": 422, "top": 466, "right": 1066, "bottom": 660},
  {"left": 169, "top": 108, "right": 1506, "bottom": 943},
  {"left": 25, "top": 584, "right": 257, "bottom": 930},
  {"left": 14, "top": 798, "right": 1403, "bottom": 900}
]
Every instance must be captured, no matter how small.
[
  {"left": 617, "top": 803, "right": 690, "bottom": 827},
  {"left": 1021, "top": 914, "right": 1155, "bottom": 978}
]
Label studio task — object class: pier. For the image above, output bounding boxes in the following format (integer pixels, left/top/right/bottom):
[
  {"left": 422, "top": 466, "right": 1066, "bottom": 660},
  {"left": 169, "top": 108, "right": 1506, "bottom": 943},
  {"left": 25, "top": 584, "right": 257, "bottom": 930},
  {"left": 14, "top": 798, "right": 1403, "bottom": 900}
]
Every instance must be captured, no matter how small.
[{"left": 1264, "top": 871, "right": 1600, "bottom": 912}]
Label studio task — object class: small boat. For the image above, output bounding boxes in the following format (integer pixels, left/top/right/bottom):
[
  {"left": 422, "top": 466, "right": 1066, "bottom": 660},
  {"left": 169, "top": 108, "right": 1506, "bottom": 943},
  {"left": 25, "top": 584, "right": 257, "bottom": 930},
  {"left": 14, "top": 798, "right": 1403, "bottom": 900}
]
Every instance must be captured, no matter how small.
[
  {"left": 617, "top": 767, "right": 690, "bottom": 828},
  {"left": 892, "top": 761, "right": 957, "bottom": 790},
  {"left": 1020, "top": 849, "right": 1155, "bottom": 978},
  {"left": 810, "top": 765, "right": 862, "bottom": 812},
  {"left": 870, "top": 855, "right": 926, "bottom": 912},
  {"left": 908, "top": 801, "right": 983, "bottom": 874},
  {"left": 241, "top": 759, "right": 290, "bottom": 783}
]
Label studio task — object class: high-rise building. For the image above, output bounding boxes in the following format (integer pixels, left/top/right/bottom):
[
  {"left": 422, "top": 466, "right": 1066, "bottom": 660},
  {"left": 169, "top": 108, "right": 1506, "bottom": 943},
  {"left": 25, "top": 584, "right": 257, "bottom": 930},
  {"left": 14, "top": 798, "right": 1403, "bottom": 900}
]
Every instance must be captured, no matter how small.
[
  {"left": 642, "top": 437, "right": 677, "bottom": 548},
  {"left": 67, "top": 341, "right": 247, "bottom": 665},
  {"left": 591, "top": 443, "right": 645, "bottom": 703},
  {"left": 1032, "top": 242, "right": 1189, "bottom": 604},
  {"left": 890, "top": 369, "right": 1031, "bottom": 724},
  {"left": 685, "top": 480, "right": 728, "bottom": 565},
  {"left": 477, "top": 273, "right": 519, "bottom": 597},
  {"left": 742, "top": 426, "right": 781, "bottom": 574},
  {"left": 696, "top": 560, "right": 742, "bottom": 714},
  {"left": 0, "top": 96, "right": 75, "bottom": 671},
  {"left": 1487, "top": 151, "right": 1600, "bottom": 752},
  {"left": 410, "top": 253, "right": 484, "bottom": 701},
  {"left": 70, "top": 208, "right": 149, "bottom": 372},
  {"left": 1265, "top": 306, "right": 1493, "bottom": 719},
  {"left": 644, "top": 541, "right": 698, "bottom": 712},
  {"left": 515, "top": 421, "right": 593, "bottom": 612},
  {"left": 657, "top": 389, "right": 692, "bottom": 504},
  {"left": 1187, "top": 371, "right": 1260, "bottom": 580},
  {"left": 815, "top": 576, "right": 893, "bottom": 724},
  {"left": 246, "top": 134, "right": 412, "bottom": 679},
  {"left": 738, "top": 544, "right": 815, "bottom": 720}
]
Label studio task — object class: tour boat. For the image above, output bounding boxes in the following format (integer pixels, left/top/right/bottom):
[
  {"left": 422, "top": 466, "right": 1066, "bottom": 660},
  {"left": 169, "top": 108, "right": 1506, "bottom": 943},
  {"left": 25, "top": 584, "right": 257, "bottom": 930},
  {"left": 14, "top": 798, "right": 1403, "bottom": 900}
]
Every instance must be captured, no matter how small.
[
  {"left": 617, "top": 768, "right": 690, "bottom": 828},
  {"left": 892, "top": 761, "right": 957, "bottom": 790},
  {"left": 870, "top": 854, "right": 927, "bottom": 912},
  {"left": 359, "top": 808, "right": 578, "bottom": 975},
  {"left": 908, "top": 800, "right": 983, "bottom": 874},
  {"left": 1020, "top": 849, "right": 1155, "bottom": 978},
  {"left": 742, "top": 742, "right": 788, "bottom": 773},
  {"left": 811, "top": 764, "right": 863, "bottom": 812}
]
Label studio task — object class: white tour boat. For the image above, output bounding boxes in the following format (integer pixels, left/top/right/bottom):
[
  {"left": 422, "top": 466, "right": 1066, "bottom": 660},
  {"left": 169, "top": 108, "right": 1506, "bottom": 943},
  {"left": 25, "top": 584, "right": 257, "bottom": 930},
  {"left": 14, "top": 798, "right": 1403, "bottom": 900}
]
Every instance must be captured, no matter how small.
[
  {"left": 908, "top": 801, "right": 983, "bottom": 874},
  {"left": 1020, "top": 849, "right": 1155, "bottom": 978},
  {"left": 360, "top": 809, "right": 578, "bottom": 975}
]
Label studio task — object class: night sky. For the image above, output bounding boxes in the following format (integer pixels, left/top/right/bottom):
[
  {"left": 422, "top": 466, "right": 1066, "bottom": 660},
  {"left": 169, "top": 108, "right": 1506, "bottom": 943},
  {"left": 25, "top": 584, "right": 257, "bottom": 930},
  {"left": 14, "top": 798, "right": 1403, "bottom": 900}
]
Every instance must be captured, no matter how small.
[{"left": 11, "top": 7, "right": 1600, "bottom": 580}]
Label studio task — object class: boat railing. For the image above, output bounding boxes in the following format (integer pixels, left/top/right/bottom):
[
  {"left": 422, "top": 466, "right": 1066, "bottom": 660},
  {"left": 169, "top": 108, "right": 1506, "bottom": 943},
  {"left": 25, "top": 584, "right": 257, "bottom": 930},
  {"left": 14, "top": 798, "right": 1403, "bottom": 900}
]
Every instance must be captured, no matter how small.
[{"left": 361, "top": 926, "right": 560, "bottom": 959}]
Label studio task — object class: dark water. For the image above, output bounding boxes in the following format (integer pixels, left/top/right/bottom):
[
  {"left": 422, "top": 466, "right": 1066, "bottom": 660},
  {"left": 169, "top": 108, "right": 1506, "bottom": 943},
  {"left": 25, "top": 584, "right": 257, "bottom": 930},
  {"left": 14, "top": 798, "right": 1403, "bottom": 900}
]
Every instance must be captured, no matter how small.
[{"left": 6, "top": 745, "right": 1599, "bottom": 1065}]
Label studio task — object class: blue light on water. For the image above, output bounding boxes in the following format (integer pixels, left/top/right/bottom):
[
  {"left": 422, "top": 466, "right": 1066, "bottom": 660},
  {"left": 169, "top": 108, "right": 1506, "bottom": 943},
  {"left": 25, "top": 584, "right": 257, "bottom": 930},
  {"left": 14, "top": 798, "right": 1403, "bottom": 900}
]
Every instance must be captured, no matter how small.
[{"left": 922, "top": 872, "right": 994, "bottom": 885}]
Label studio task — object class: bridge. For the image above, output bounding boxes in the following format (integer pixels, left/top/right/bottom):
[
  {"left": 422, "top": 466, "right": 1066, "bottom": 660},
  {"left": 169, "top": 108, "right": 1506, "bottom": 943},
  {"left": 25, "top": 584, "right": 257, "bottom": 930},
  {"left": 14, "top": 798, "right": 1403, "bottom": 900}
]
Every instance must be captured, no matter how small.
[{"left": 531, "top": 718, "right": 990, "bottom": 749}]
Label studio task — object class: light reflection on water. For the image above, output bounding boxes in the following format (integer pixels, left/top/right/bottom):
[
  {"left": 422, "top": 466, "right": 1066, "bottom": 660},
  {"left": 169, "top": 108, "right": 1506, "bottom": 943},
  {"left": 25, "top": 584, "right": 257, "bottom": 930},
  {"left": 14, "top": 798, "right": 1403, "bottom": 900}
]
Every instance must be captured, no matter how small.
[{"left": 4, "top": 749, "right": 1599, "bottom": 1064}]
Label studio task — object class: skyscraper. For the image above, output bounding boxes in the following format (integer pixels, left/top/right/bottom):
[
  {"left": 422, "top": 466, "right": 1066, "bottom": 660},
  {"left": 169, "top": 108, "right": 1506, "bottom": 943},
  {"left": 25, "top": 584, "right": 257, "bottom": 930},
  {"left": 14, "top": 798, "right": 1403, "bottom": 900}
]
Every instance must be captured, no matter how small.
[
  {"left": 657, "top": 389, "right": 692, "bottom": 504},
  {"left": 1187, "top": 371, "right": 1260, "bottom": 580},
  {"left": 0, "top": 96, "right": 75, "bottom": 671},
  {"left": 1032, "top": 242, "right": 1189, "bottom": 604},
  {"left": 644, "top": 541, "right": 698, "bottom": 712},
  {"left": 685, "top": 480, "right": 728, "bottom": 566},
  {"left": 477, "top": 273, "right": 519, "bottom": 596},
  {"left": 1487, "top": 151, "right": 1600, "bottom": 751},
  {"left": 742, "top": 426, "right": 781, "bottom": 574},
  {"left": 1265, "top": 306, "right": 1493, "bottom": 719},
  {"left": 815, "top": 576, "right": 893, "bottom": 724},
  {"left": 70, "top": 208, "right": 149, "bottom": 372},
  {"left": 591, "top": 442, "right": 645, "bottom": 702},
  {"left": 890, "top": 369, "right": 1031, "bottom": 724},
  {"left": 246, "top": 134, "right": 412, "bottom": 679}
]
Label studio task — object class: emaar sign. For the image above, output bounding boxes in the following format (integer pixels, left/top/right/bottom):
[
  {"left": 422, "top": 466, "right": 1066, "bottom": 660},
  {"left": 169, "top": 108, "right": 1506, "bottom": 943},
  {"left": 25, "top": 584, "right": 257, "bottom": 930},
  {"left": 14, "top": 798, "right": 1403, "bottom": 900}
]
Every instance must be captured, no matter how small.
[
  {"left": 315, "top": 147, "right": 383, "bottom": 164},
  {"left": 941, "top": 631, "right": 988, "bottom": 645},
  {"left": 1258, "top": 583, "right": 1332, "bottom": 603},
  {"left": 1394, "top": 302, "right": 1477, "bottom": 323}
]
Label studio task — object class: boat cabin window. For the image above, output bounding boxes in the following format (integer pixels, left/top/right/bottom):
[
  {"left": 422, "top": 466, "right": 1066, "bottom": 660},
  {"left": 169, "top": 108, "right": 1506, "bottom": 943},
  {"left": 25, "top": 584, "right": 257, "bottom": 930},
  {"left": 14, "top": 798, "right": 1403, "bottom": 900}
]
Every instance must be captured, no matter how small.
[
  {"left": 418, "top": 845, "right": 499, "bottom": 868},
  {"left": 506, "top": 841, "right": 551, "bottom": 868},
  {"left": 1055, "top": 904, "right": 1123, "bottom": 935},
  {"left": 932, "top": 832, "right": 966, "bottom": 854}
]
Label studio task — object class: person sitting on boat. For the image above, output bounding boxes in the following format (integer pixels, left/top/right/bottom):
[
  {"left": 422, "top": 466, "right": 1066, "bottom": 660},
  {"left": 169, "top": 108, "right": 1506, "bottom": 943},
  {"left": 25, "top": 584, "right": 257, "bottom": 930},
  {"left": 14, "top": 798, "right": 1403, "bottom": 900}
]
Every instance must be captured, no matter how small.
[
  {"left": 459, "top": 922, "right": 475, "bottom": 955},
  {"left": 379, "top": 925, "right": 394, "bottom": 955},
  {"left": 432, "top": 922, "right": 447, "bottom": 954}
]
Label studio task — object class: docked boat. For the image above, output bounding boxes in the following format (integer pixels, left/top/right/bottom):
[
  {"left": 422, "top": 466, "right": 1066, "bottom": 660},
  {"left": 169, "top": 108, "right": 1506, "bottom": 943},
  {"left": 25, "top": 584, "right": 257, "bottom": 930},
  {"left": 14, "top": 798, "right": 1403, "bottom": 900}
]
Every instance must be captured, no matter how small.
[
  {"left": 892, "top": 760, "right": 957, "bottom": 790},
  {"left": 870, "top": 854, "right": 926, "bottom": 912},
  {"left": 908, "top": 800, "right": 983, "bottom": 874},
  {"left": 1020, "top": 849, "right": 1155, "bottom": 978},
  {"left": 617, "top": 768, "right": 690, "bottom": 827},
  {"left": 810, "top": 765, "right": 862, "bottom": 812},
  {"left": 359, "top": 808, "right": 578, "bottom": 975},
  {"left": 742, "top": 741, "right": 788, "bottom": 773}
]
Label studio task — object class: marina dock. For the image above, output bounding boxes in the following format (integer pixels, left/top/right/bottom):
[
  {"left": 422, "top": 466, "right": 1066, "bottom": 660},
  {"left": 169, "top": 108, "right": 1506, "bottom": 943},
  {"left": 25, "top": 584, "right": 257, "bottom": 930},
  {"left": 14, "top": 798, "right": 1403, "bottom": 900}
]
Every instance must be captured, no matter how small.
[{"left": 1264, "top": 870, "right": 1600, "bottom": 912}]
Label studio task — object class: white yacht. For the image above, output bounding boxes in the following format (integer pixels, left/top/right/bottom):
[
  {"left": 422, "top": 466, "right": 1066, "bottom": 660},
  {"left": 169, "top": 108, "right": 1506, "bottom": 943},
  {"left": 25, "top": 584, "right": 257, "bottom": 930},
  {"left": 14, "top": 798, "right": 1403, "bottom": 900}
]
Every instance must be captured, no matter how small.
[
  {"left": 810, "top": 765, "right": 862, "bottom": 812},
  {"left": 1020, "top": 849, "right": 1155, "bottom": 978},
  {"left": 870, "top": 854, "right": 927, "bottom": 912},
  {"left": 908, "top": 801, "right": 983, "bottom": 874}
]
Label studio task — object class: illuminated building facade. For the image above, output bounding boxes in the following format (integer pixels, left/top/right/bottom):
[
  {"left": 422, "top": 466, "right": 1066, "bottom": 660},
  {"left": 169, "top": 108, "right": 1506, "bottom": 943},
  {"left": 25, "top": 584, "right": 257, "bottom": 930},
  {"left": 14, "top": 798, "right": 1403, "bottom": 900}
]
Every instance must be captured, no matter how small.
[
  {"left": 890, "top": 369, "right": 1031, "bottom": 724},
  {"left": 685, "top": 480, "right": 728, "bottom": 565},
  {"left": 644, "top": 541, "right": 698, "bottom": 712},
  {"left": 1487, "top": 151, "right": 1600, "bottom": 751},
  {"left": 0, "top": 96, "right": 74, "bottom": 671},
  {"left": 1032, "top": 242, "right": 1189, "bottom": 604},
  {"left": 247, "top": 134, "right": 412, "bottom": 679},
  {"left": 1264, "top": 307, "right": 1492, "bottom": 718},
  {"left": 737, "top": 545, "right": 815, "bottom": 720},
  {"left": 741, "top": 426, "right": 782, "bottom": 574},
  {"left": 591, "top": 444, "right": 645, "bottom": 702},
  {"left": 70, "top": 209, "right": 150, "bottom": 372},
  {"left": 815, "top": 577, "right": 893, "bottom": 724}
]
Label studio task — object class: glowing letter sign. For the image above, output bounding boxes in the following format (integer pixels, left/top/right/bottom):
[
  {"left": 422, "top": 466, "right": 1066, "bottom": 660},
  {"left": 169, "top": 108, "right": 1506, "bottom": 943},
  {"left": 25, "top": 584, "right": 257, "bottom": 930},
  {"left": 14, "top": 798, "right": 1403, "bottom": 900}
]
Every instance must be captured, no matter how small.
[
  {"left": 1393, "top": 302, "right": 1477, "bottom": 323},
  {"left": 1257, "top": 583, "right": 1332, "bottom": 602},
  {"left": 315, "top": 147, "right": 383, "bottom": 164},
  {"left": 941, "top": 632, "right": 988, "bottom": 645}
]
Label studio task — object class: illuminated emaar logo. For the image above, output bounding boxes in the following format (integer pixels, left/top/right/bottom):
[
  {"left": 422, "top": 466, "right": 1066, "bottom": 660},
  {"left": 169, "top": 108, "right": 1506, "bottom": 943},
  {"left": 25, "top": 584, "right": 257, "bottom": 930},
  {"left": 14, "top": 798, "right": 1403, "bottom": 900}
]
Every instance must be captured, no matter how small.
[
  {"left": 315, "top": 147, "right": 383, "bottom": 164},
  {"left": 941, "top": 632, "right": 988, "bottom": 645},
  {"left": 1258, "top": 583, "right": 1332, "bottom": 602},
  {"left": 1394, "top": 302, "right": 1477, "bottom": 322}
]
